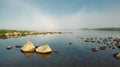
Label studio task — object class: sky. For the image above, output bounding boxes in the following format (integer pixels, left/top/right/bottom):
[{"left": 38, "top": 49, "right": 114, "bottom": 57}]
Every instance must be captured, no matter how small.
[{"left": 0, "top": 0, "right": 120, "bottom": 30}]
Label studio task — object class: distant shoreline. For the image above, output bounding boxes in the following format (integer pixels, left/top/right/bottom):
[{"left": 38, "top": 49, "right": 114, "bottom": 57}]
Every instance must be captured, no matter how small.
[
  {"left": 81, "top": 28, "right": 120, "bottom": 31},
  {"left": 0, "top": 29, "right": 64, "bottom": 36}
]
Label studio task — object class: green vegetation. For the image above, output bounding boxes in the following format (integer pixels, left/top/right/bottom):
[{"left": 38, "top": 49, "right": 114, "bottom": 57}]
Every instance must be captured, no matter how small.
[{"left": 0, "top": 29, "right": 31, "bottom": 35}]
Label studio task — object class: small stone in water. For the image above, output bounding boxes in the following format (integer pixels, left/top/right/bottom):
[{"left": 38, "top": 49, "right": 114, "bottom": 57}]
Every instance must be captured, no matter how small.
[
  {"left": 114, "top": 53, "right": 120, "bottom": 59},
  {"left": 6, "top": 45, "right": 12, "bottom": 49},
  {"left": 92, "top": 47, "right": 98, "bottom": 52}
]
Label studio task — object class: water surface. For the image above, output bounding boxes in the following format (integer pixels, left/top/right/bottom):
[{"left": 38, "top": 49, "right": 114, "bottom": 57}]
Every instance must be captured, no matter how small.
[{"left": 0, "top": 30, "right": 120, "bottom": 67}]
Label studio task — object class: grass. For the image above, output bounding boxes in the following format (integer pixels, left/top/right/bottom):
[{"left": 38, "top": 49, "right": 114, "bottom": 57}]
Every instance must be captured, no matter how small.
[{"left": 0, "top": 29, "right": 31, "bottom": 34}]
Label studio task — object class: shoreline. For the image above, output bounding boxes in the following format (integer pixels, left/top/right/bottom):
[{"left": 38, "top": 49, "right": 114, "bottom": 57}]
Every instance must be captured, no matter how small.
[{"left": 0, "top": 29, "right": 64, "bottom": 39}]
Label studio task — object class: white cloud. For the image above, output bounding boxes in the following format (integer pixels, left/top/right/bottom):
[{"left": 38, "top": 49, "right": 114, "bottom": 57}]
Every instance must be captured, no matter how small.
[
  {"left": 2, "top": 0, "right": 120, "bottom": 29},
  {"left": 4, "top": 0, "right": 59, "bottom": 29},
  {"left": 56, "top": 6, "right": 120, "bottom": 29}
]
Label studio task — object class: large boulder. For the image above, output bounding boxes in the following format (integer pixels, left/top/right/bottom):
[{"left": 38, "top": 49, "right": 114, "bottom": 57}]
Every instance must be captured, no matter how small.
[
  {"left": 36, "top": 44, "right": 52, "bottom": 54},
  {"left": 5, "top": 33, "right": 10, "bottom": 36},
  {"left": 20, "top": 41, "right": 35, "bottom": 52}
]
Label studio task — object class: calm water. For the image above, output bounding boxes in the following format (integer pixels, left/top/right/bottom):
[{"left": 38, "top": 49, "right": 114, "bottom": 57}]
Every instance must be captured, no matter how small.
[{"left": 0, "top": 30, "right": 120, "bottom": 67}]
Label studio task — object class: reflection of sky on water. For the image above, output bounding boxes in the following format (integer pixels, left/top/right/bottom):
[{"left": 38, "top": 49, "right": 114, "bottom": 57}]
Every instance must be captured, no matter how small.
[{"left": 0, "top": 30, "right": 120, "bottom": 67}]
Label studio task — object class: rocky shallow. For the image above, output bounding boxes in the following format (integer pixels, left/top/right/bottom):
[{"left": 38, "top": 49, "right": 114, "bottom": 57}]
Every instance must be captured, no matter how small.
[{"left": 82, "top": 37, "right": 120, "bottom": 59}]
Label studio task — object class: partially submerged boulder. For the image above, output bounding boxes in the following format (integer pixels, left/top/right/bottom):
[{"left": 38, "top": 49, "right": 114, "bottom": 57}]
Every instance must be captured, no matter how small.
[
  {"left": 20, "top": 41, "right": 35, "bottom": 53},
  {"left": 6, "top": 45, "right": 12, "bottom": 49},
  {"left": 69, "top": 41, "right": 72, "bottom": 44},
  {"left": 92, "top": 47, "right": 98, "bottom": 52},
  {"left": 36, "top": 44, "right": 52, "bottom": 54},
  {"left": 15, "top": 45, "right": 22, "bottom": 48},
  {"left": 114, "top": 53, "right": 120, "bottom": 59}
]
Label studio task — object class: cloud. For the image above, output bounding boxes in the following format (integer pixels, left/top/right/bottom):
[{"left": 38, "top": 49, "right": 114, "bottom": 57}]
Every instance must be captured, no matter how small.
[
  {"left": 55, "top": 6, "right": 120, "bottom": 29},
  {"left": 2, "top": 0, "right": 59, "bottom": 29},
  {"left": 1, "top": 0, "right": 120, "bottom": 30}
]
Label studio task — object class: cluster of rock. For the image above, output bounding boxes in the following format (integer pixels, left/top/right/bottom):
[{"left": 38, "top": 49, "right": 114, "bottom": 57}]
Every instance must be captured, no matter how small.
[
  {"left": 5, "top": 32, "right": 21, "bottom": 36},
  {"left": 20, "top": 41, "right": 52, "bottom": 54},
  {"left": 6, "top": 41, "right": 59, "bottom": 58},
  {"left": 83, "top": 37, "right": 120, "bottom": 59},
  {"left": 35, "top": 31, "right": 64, "bottom": 35},
  {"left": 1, "top": 31, "right": 64, "bottom": 36},
  {"left": 4, "top": 32, "right": 38, "bottom": 36},
  {"left": 2, "top": 31, "right": 63, "bottom": 36},
  {"left": 84, "top": 37, "right": 120, "bottom": 50},
  {"left": 0, "top": 31, "right": 64, "bottom": 39}
]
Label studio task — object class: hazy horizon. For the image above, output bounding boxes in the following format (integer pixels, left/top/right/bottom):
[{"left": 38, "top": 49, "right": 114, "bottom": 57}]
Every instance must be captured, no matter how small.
[{"left": 0, "top": 0, "right": 120, "bottom": 30}]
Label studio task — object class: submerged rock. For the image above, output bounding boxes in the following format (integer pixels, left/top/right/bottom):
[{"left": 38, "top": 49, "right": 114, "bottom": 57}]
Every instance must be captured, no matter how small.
[
  {"left": 6, "top": 45, "right": 12, "bottom": 49},
  {"left": 69, "top": 41, "right": 72, "bottom": 44},
  {"left": 53, "top": 50, "right": 59, "bottom": 54},
  {"left": 112, "top": 47, "right": 115, "bottom": 49},
  {"left": 117, "top": 45, "right": 120, "bottom": 49},
  {"left": 100, "top": 46, "right": 106, "bottom": 50},
  {"left": 20, "top": 41, "right": 35, "bottom": 53},
  {"left": 85, "top": 40, "right": 89, "bottom": 42},
  {"left": 15, "top": 45, "right": 22, "bottom": 48},
  {"left": 36, "top": 44, "right": 52, "bottom": 54},
  {"left": 81, "top": 37, "right": 84, "bottom": 39},
  {"left": 91, "top": 40, "right": 96, "bottom": 43},
  {"left": 114, "top": 53, "right": 120, "bottom": 59}
]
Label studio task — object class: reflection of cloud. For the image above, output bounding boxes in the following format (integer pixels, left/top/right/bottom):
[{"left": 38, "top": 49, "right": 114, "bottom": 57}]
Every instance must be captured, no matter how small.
[{"left": 36, "top": 53, "right": 51, "bottom": 58}]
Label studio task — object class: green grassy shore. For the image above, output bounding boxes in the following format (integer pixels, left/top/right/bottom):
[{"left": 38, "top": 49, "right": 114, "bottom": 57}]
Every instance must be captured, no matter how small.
[{"left": 0, "top": 29, "right": 31, "bottom": 35}]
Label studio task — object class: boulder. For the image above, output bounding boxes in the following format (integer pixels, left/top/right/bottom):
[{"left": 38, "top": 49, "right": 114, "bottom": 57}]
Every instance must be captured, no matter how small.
[
  {"left": 92, "top": 47, "right": 98, "bottom": 52},
  {"left": 36, "top": 44, "right": 52, "bottom": 54},
  {"left": 20, "top": 41, "right": 35, "bottom": 52},
  {"left": 6, "top": 45, "right": 12, "bottom": 49},
  {"left": 5, "top": 33, "right": 10, "bottom": 36},
  {"left": 114, "top": 53, "right": 120, "bottom": 59},
  {"left": 13, "top": 32, "right": 18, "bottom": 36}
]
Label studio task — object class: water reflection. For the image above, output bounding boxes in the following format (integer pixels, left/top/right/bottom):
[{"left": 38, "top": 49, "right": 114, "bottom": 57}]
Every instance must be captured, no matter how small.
[
  {"left": 36, "top": 53, "right": 52, "bottom": 58},
  {"left": 22, "top": 52, "right": 34, "bottom": 58},
  {"left": 0, "top": 35, "right": 22, "bottom": 39},
  {"left": 0, "top": 35, "right": 10, "bottom": 39},
  {"left": 20, "top": 50, "right": 52, "bottom": 58}
]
